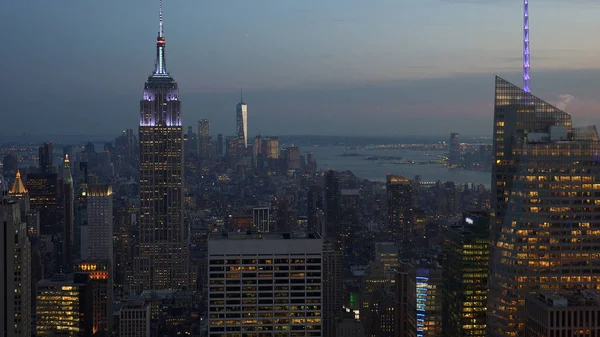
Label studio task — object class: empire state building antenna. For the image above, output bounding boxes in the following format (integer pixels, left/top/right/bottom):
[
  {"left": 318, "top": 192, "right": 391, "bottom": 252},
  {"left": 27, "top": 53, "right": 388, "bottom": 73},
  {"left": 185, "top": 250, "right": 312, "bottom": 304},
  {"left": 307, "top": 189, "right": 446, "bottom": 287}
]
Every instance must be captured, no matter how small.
[{"left": 523, "top": 0, "right": 530, "bottom": 93}]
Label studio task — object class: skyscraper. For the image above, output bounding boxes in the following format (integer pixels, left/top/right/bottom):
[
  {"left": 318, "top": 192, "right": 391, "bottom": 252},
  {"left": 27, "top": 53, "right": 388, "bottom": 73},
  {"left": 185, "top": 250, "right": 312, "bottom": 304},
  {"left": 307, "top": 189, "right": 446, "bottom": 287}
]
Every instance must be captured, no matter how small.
[
  {"left": 61, "top": 155, "right": 74, "bottom": 272},
  {"left": 448, "top": 133, "right": 460, "bottom": 167},
  {"left": 198, "top": 119, "right": 212, "bottom": 158},
  {"left": 134, "top": 2, "right": 188, "bottom": 293},
  {"left": 86, "top": 185, "right": 113, "bottom": 262},
  {"left": 442, "top": 212, "right": 489, "bottom": 337},
  {"left": 39, "top": 141, "right": 54, "bottom": 173},
  {"left": 488, "top": 76, "right": 600, "bottom": 336},
  {"left": 236, "top": 90, "right": 248, "bottom": 149},
  {"left": 386, "top": 174, "right": 413, "bottom": 259},
  {"left": 1, "top": 199, "right": 16, "bottom": 337}
]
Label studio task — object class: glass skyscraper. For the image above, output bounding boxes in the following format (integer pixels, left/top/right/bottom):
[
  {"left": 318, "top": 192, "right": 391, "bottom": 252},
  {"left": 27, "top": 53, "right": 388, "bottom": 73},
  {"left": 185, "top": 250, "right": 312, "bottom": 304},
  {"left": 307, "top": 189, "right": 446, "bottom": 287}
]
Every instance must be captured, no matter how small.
[
  {"left": 488, "top": 76, "right": 600, "bottom": 336},
  {"left": 236, "top": 93, "right": 248, "bottom": 149},
  {"left": 133, "top": 5, "right": 188, "bottom": 293}
]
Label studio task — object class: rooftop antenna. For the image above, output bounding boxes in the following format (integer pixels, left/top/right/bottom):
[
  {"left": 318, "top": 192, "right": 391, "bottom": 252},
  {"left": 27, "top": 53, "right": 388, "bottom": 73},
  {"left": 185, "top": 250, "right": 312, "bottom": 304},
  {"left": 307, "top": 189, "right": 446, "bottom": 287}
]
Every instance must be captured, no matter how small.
[
  {"left": 240, "top": 87, "right": 244, "bottom": 104},
  {"left": 523, "top": 0, "right": 530, "bottom": 93},
  {"left": 159, "top": 0, "right": 164, "bottom": 38}
]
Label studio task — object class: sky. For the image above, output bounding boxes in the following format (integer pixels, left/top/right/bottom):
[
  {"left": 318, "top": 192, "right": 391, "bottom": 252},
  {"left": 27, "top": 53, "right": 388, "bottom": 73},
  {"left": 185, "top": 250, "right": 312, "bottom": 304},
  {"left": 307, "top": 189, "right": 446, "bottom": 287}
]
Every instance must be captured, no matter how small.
[{"left": 2, "top": 0, "right": 600, "bottom": 138}]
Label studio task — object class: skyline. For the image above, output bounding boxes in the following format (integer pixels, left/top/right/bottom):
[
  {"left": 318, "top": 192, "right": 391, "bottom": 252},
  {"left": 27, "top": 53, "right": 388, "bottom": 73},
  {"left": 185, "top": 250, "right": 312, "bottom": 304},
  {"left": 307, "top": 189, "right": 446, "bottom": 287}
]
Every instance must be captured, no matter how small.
[{"left": 3, "top": 0, "right": 600, "bottom": 137}]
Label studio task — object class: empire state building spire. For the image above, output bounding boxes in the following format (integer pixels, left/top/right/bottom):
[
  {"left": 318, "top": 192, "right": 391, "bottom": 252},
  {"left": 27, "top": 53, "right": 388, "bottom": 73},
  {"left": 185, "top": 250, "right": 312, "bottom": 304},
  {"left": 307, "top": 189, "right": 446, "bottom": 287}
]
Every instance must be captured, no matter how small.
[{"left": 154, "top": 0, "right": 168, "bottom": 76}]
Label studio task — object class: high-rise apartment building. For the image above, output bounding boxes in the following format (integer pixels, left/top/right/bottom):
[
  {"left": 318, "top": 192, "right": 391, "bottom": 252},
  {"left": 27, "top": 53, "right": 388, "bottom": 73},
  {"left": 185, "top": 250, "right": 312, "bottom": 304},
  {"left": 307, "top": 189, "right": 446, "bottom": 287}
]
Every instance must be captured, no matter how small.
[
  {"left": 488, "top": 76, "right": 600, "bottom": 336},
  {"left": 448, "top": 133, "right": 460, "bottom": 167},
  {"left": 386, "top": 174, "right": 413, "bottom": 258},
  {"left": 198, "top": 119, "right": 212, "bottom": 158},
  {"left": 86, "top": 184, "right": 113, "bottom": 262},
  {"left": 442, "top": 211, "right": 489, "bottom": 337},
  {"left": 39, "top": 141, "right": 54, "bottom": 173},
  {"left": 134, "top": 3, "right": 188, "bottom": 293},
  {"left": 236, "top": 92, "right": 248, "bottom": 149},
  {"left": 207, "top": 232, "right": 323, "bottom": 336}
]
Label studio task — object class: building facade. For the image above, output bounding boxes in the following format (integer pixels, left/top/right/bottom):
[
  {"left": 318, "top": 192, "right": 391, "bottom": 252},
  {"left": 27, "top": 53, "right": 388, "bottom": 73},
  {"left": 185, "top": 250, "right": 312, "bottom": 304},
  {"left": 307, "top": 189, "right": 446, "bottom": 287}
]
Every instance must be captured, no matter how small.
[
  {"left": 119, "top": 298, "right": 151, "bottom": 337},
  {"left": 198, "top": 119, "right": 212, "bottom": 158},
  {"left": 442, "top": 212, "right": 489, "bottom": 337},
  {"left": 134, "top": 5, "right": 188, "bottom": 293},
  {"left": 207, "top": 232, "right": 323, "bottom": 336},
  {"left": 236, "top": 94, "right": 248, "bottom": 149},
  {"left": 488, "top": 76, "right": 600, "bottom": 336},
  {"left": 386, "top": 174, "right": 413, "bottom": 259}
]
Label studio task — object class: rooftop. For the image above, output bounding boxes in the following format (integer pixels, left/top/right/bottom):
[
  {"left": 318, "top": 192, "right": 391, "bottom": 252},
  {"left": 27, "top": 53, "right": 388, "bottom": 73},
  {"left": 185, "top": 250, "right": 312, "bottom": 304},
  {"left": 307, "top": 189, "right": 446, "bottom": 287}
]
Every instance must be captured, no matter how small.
[
  {"left": 209, "top": 231, "right": 322, "bottom": 241},
  {"left": 532, "top": 291, "right": 600, "bottom": 308}
]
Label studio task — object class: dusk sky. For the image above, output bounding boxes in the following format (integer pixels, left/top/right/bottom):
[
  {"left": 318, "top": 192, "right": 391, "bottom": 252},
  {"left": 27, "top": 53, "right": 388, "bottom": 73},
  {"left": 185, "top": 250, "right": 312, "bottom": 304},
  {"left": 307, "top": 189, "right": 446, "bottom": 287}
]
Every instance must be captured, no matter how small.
[{"left": 3, "top": 0, "right": 600, "bottom": 137}]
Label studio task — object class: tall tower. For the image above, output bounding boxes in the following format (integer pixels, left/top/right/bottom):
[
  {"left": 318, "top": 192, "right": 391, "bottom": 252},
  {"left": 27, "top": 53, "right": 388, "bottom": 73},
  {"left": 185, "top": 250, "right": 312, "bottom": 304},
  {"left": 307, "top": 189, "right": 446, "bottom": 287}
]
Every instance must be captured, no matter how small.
[
  {"left": 39, "top": 142, "right": 53, "bottom": 173},
  {"left": 134, "top": 0, "right": 188, "bottom": 293},
  {"left": 236, "top": 89, "right": 248, "bottom": 149},
  {"left": 523, "top": 0, "right": 530, "bottom": 93},
  {"left": 198, "top": 119, "right": 212, "bottom": 158}
]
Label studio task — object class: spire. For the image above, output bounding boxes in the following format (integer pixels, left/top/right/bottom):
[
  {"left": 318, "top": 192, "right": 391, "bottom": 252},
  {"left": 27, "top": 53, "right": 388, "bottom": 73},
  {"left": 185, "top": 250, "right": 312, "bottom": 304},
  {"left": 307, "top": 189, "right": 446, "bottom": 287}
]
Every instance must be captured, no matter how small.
[
  {"left": 159, "top": 0, "right": 164, "bottom": 39},
  {"left": 154, "top": 0, "right": 168, "bottom": 76},
  {"left": 64, "top": 155, "right": 73, "bottom": 185},
  {"left": 523, "top": 0, "right": 530, "bottom": 93},
  {"left": 240, "top": 87, "right": 244, "bottom": 104},
  {"left": 9, "top": 170, "right": 28, "bottom": 195}
]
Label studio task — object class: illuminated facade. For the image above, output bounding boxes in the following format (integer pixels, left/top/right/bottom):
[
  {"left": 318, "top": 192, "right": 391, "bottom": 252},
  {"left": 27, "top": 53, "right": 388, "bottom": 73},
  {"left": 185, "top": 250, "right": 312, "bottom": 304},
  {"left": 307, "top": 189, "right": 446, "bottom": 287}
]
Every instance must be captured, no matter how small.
[
  {"left": 207, "top": 232, "right": 323, "bottom": 336},
  {"left": 407, "top": 265, "right": 443, "bottom": 337},
  {"left": 236, "top": 91, "right": 248, "bottom": 149},
  {"left": 134, "top": 2, "right": 188, "bottom": 293},
  {"left": 489, "top": 76, "right": 600, "bottom": 336},
  {"left": 442, "top": 211, "right": 489, "bottom": 337},
  {"left": 386, "top": 174, "right": 414, "bottom": 258},
  {"left": 36, "top": 273, "right": 93, "bottom": 336},
  {"left": 264, "top": 137, "right": 279, "bottom": 159}
]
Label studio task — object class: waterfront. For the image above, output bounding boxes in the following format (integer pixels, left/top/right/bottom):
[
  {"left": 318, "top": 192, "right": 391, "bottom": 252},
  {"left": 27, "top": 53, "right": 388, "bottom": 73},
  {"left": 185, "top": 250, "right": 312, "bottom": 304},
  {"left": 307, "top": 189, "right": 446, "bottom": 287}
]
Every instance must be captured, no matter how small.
[{"left": 308, "top": 146, "right": 491, "bottom": 187}]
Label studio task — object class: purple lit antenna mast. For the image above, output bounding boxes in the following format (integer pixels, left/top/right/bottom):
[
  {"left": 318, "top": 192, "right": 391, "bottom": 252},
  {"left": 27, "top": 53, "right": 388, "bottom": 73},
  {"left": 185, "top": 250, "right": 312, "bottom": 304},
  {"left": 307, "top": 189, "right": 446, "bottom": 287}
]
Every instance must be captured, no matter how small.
[{"left": 523, "top": 0, "right": 530, "bottom": 93}]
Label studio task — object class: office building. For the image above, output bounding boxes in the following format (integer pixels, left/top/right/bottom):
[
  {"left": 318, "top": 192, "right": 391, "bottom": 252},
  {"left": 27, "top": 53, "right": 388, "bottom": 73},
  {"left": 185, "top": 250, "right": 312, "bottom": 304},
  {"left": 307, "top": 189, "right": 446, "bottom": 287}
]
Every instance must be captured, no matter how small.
[
  {"left": 448, "top": 133, "right": 460, "bottom": 167},
  {"left": 323, "top": 242, "right": 343, "bottom": 337},
  {"left": 74, "top": 261, "right": 113, "bottom": 334},
  {"left": 442, "top": 212, "right": 489, "bottom": 337},
  {"left": 1, "top": 199, "right": 16, "bottom": 337},
  {"left": 39, "top": 141, "right": 54, "bottom": 173},
  {"left": 134, "top": 3, "right": 188, "bottom": 293},
  {"left": 207, "top": 232, "right": 323, "bottom": 336},
  {"left": 264, "top": 137, "right": 279, "bottom": 159},
  {"left": 375, "top": 242, "right": 399, "bottom": 281},
  {"left": 386, "top": 174, "right": 413, "bottom": 258},
  {"left": 336, "top": 314, "right": 366, "bottom": 337},
  {"left": 488, "top": 76, "right": 600, "bottom": 336},
  {"left": 119, "top": 298, "right": 151, "bottom": 337},
  {"left": 252, "top": 207, "right": 270, "bottom": 232},
  {"left": 325, "top": 170, "right": 340, "bottom": 242},
  {"left": 26, "top": 172, "right": 60, "bottom": 236},
  {"left": 286, "top": 146, "right": 301, "bottom": 170},
  {"left": 407, "top": 263, "right": 443, "bottom": 337},
  {"left": 36, "top": 273, "right": 93, "bottom": 336},
  {"left": 525, "top": 292, "right": 600, "bottom": 337},
  {"left": 86, "top": 184, "right": 113, "bottom": 262},
  {"left": 198, "top": 119, "right": 212, "bottom": 158},
  {"left": 61, "top": 155, "right": 75, "bottom": 272},
  {"left": 236, "top": 91, "right": 248, "bottom": 149}
]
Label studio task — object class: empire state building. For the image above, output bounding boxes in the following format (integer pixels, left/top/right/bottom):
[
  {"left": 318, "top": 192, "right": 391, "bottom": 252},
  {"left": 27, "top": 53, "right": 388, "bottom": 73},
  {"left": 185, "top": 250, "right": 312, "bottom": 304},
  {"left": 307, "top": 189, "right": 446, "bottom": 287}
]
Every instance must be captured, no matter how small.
[{"left": 133, "top": 1, "right": 188, "bottom": 293}]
